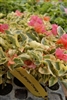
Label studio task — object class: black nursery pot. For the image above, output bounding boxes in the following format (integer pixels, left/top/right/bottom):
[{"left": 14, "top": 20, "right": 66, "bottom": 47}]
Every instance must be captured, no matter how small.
[
  {"left": 13, "top": 77, "right": 25, "bottom": 87},
  {"left": 14, "top": 77, "right": 28, "bottom": 99},
  {"left": 0, "top": 83, "right": 13, "bottom": 96},
  {"left": 15, "top": 88, "right": 28, "bottom": 99}
]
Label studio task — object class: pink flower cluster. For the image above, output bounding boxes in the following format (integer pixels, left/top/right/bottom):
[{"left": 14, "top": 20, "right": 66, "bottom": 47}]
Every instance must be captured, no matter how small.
[
  {"left": 28, "top": 15, "right": 58, "bottom": 35},
  {"left": 57, "top": 34, "right": 67, "bottom": 49},
  {"left": 28, "top": 15, "right": 46, "bottom": 33},
  {"left": 51, "top": 24, "right": 58, "bottom": 35},
  {"left": 15, "top": 10, "right": 23, "bottom": 17},
  {"left": 23, "top": 60, "right": 36, "bottom": 69},
  {"left": 46, "top": 24, "right": 58, "bottom": 36},
  {"left": 55, "top": 48, "right": 67, "bottom": 62},
  {"left": 0, "top": 24, "right": 9, "bottom": 33}
]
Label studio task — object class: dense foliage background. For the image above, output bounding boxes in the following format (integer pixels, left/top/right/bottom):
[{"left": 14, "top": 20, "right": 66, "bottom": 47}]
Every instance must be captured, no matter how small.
[{"left": 0, "top": 0, "right": 67, "bottom": 32}]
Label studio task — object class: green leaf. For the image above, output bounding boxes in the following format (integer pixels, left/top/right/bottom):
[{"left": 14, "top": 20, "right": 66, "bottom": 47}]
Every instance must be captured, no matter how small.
[
  {"left": 0, "top": 37, "right": 10, "bottom": 50},
  {"left": 7, "top": 34, "right": 20, "bottom": 48},
  {"left": 42, "top": 75, "right": 49, "bottom": 83},
  {"left": 45, "top": 60, "right": 58, "bottom": 76},
  {"left": 0, "top": 47, "right": 7, "bottom": 65},
  {"left": 29, "top": 41, "right": 44, "bottom": 49},
  {"left": 0, "top": 47, "right": 5, "bottom": 58},
  {"left": 13, "top": 58, "right": 24, "bottom": 68},
  {"left": 49, "top": 76, "right": 58, "bottom": 87},
  {"left": 58, "top": 63, "right": 67, "bottom": 76},
  {"left": 39, "top": 66, "right": 50, "bottom": 75},
  {"left": 27, "top": 50, "right": 42, "bottom": 65},
  {"left": 57, "top": 26, "right": 65, "bottom": 36},
  {"left": 0, "top": 58, "right": 7, "bottom": 65},
  {"left": 19, "top": 53, "right": 30, "bottom": 60},
  {"left": 7, "top": 71, "right": 13, "bottom": 79},
  {"left": 39, "top": 2, "right": 52, "bottom": 14},
  {"left": 55, "top": 62, "right": 60, "bottom": 70},
  {"left": 18, "top": 33, "right": 27, "bottom": 45},
  {"left": 26, "top": 32, "right": 39, "bottom": 42},
  {"left": 41, "top": 37, "right": 46, "bottom": 45}
]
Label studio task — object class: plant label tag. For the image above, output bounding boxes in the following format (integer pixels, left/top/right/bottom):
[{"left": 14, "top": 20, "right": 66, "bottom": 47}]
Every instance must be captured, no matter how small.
[{"left": 10, "top": 67, "right": 47, "bottom": 98}]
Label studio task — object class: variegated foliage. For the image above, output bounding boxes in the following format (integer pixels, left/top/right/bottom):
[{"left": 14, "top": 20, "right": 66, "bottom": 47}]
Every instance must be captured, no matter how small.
[{"left": 0, "top": 12, "right": 67, "bottom": 88}]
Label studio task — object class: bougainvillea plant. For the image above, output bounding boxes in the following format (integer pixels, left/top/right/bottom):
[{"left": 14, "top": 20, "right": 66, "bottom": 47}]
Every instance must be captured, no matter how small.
[{"left": 0, "top": 10, "right": 67, "bottom": 89}]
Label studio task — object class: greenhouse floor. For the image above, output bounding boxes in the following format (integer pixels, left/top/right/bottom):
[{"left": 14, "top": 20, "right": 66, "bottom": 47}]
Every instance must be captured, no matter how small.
[{"left": 0, "top": 82, "right": 66, "bottom": 100}]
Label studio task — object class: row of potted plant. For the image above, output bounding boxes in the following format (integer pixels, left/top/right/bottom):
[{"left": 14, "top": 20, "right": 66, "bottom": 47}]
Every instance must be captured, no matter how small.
[{"left": 0, "top": 0, "right": 67, "bottom": 32}]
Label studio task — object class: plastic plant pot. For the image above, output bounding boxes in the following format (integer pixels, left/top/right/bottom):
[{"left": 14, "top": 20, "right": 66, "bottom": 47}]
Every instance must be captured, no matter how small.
[{"left": 0, "top": 83, "right": 13, "bottom": 96}]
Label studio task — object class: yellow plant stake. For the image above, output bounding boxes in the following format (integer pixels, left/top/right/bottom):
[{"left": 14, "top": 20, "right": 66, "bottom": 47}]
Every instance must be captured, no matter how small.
[{"left": 10, "top": 67, "right": 47, "bottom": 98}]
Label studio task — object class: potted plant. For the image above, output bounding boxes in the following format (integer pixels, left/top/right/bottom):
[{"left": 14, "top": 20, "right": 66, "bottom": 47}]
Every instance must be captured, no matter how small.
[
  {"left": 0, "top": 9, "right": 67, "bottom": 99},
  {"left": 0, "top": 23, "right": 13, "bottom": 95}
]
